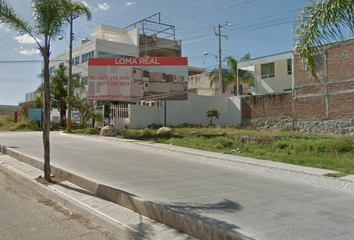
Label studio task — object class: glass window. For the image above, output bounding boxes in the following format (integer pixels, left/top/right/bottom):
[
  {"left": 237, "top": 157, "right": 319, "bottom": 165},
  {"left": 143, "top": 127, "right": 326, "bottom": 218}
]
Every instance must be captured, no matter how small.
[
  {"left": 74, "top": 56, "right": 80, "bottom": 66},
  {"left": 261, "top": 63, "right": 274, "bottom": 79},
  {"left": 287, "top": 59, "right": 292, "bottom": 75},
  {"left": 50, "top": 66, "right": 55, "bottom": 74},
  {"left": 81, "top": 76, "right": 88, "bottom": 86},
  {"left": 82, "top": 51, "right": 94, "bottom": 63}
]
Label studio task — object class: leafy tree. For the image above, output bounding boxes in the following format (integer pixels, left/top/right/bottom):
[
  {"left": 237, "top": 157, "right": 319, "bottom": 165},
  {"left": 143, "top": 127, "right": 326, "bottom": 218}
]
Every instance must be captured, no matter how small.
[
  {"left": 0, "top": 0, "right": 91, "bottom": 181},
  {"left": 294, "top": 0, "right": 354, "bottom": 79},
  {"left": 208, "top": 53, "right": 254, "bottom": 94},
  {"left": 206, "top": 108, "right": 220, "bottom": 126}
]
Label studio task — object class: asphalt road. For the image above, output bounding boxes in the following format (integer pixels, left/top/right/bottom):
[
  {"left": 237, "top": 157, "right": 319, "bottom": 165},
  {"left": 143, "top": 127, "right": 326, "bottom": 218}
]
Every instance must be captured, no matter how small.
[
  {"left": 0, "top": 131, "right": 354, "bottom": 240},
  {"left": 0, "top": 167, "right": 121, "bottom": 240}
]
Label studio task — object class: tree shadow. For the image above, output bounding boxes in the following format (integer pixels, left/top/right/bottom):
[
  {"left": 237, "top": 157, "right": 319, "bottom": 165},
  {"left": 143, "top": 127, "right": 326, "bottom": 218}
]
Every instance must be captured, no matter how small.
[{"left": 160, "top": 199, "right": 243, "bottom": 232}]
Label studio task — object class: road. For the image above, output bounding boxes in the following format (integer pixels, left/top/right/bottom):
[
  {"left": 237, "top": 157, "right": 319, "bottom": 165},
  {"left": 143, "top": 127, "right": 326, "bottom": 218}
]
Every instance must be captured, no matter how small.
[
  {"left": 0, "top": 166, "right": 121, "bottom": 240},
  {"left": 0, "top": 131, "right": 354, "bottom": 240}
]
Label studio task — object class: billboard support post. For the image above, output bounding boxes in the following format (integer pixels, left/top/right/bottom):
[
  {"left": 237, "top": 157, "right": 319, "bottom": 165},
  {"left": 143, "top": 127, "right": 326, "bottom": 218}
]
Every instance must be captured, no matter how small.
[
  {"left": 164, "top": 100, "right": 167, "bottom": 127},
  {"left": 108, "top": 101, "right": 111, "bottom": 126}
]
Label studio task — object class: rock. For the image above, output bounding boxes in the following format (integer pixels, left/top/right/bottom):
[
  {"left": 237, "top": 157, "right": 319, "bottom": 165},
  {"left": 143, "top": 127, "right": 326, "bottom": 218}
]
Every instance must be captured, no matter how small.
[
  {"left": 100, "top": 125, "right": 118, "bottom": 137},
  {"left": 157, "top": 127, "right": 175, "bottom": 134},
  {"left": 189, "top": 131, "right": 198, "bottom": 136}
]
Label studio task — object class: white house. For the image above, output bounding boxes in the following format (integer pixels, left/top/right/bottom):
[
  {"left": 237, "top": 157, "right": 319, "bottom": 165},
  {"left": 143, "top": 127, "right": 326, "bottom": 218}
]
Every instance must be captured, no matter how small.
[{"left": 238, "top": 51, "right": 293, "bottom": 95}]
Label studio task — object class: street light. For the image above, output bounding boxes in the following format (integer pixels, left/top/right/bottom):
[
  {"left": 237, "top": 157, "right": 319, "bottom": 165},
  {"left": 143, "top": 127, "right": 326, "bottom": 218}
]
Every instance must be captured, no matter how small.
[{"left": 58, "top": 32, "right": 73, "bottom": 131}]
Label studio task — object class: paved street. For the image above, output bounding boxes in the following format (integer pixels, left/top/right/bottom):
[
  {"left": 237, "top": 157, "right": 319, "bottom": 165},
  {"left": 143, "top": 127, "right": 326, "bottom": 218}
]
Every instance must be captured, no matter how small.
[
  {"left": 1, "top": 131, "right": 354, "bottom": 240},
  {"left": 0, "top": 167, "right": 121, "bottom": 240}
]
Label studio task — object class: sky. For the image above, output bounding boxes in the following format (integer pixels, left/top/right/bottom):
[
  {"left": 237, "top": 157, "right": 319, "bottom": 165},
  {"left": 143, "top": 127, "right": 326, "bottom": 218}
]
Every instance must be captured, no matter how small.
[{"left": 0, "top": 0, "right": 312, "bottom": 105}]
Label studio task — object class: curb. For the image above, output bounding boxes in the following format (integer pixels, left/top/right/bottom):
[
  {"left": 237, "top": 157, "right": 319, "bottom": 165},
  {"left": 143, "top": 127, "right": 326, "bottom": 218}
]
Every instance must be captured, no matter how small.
[{"left": 0, "top": 145, "right": 253, "bottom": 240}]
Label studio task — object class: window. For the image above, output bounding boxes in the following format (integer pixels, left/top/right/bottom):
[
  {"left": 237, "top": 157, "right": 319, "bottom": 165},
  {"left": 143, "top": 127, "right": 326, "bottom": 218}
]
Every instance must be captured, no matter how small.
[
  {"left": 98, "top": 51, "right": 133, "bottom": 58},
  {"left": 81, "top": 76, "right": 88, "bottom": 86},
  {"left": 82, "top": 51, "right": 94, "bottom": 63},
  {"left": 50, "top": 66, "right": 55, "bottom": 74},
  {"left": 287, "top": 59, "right": 292, "bottom": 75},
  {"left": 261, "top": 63, "right": 275, "bottom": 79},
  {"left": 74, "top": 56, "right": 80, "bottom": 66}
]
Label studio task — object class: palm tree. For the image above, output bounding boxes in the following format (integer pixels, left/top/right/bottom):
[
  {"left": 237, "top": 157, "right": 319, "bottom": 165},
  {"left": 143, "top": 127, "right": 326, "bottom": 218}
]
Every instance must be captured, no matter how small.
[
  {"left": 0, "top": 0, "right": 91, "bottom": 181},
  {"left": 208, "top": 53, "right": 254, "bottom": 95},
  {"left": 50, "top": 64, "right": 82, "bottom": 125},
  {"left": 294, "top": 0, "right": 354, "bottom": 79}
]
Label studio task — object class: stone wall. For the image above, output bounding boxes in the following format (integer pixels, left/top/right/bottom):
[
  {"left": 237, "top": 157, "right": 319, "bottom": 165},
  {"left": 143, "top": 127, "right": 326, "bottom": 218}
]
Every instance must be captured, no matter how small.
[{"left": 243, "top": 117, "right": 354, "bottom": 135}]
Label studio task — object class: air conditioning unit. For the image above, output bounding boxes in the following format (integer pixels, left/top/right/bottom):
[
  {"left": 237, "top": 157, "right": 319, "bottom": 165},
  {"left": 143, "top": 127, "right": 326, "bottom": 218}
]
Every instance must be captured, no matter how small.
[{"left": 142, "top": 68, "right": 150, "bottom": 82}]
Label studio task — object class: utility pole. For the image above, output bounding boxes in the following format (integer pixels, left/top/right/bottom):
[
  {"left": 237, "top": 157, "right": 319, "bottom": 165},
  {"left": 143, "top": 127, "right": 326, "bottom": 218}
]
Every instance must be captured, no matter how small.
[
  {"left": 67, "top": 13, "right": 73, "bottom": 131},
  {"left": 215, "top": 22, "right": 230, "bottom": 97}
]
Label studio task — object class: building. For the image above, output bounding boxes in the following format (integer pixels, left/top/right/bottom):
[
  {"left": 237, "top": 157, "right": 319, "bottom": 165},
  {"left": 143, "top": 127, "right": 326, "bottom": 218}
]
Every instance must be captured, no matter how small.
[{"left": 238, "top": 51, "right": 293, "bottom": 95}]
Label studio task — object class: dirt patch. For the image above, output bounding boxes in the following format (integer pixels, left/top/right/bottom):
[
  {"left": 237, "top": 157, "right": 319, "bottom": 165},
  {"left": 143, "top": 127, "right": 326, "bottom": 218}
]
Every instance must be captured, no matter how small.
[{"left": 35, "top": 175, "right": 64, "bottom": 185}]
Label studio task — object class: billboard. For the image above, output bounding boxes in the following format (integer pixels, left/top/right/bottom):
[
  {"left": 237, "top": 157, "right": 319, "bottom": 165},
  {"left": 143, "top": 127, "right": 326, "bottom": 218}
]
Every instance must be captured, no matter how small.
[{"left": 88, "top": 57, "right": 188, "bottom": 101}]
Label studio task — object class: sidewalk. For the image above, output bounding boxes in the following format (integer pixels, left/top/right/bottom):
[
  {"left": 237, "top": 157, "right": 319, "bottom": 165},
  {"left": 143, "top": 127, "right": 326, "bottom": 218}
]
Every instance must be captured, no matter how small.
[{"left": 0, "top": 153, "right": 197, "bottom": 240}]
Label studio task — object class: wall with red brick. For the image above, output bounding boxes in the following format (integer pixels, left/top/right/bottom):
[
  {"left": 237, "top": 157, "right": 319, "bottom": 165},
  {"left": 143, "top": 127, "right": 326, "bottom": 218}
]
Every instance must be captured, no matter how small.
[
  {"left": 242, "top": 95, "right": 263, "bottom": 118},
  {"left": 242, "top": 93, "right": 292, "bottom": 119},
  {"left": 329, "top": 93, "right": 354, "bottom": 118},
  {"left": 328, "top": 81, "right": 354, "bottom": 92},
  {"left": 327, "top": 42, "right": 354, "bottom": 81},
  {"left": 295, "top": 96, "right": 326, "bottom": 120},
  {"left": 296, "top": 85, "right": 324, "bottom": 95}
]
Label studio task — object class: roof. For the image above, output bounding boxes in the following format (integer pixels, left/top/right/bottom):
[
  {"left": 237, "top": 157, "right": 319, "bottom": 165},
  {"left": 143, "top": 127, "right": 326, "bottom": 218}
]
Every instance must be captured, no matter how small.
[{"left": 238, "top": 51, "right": 293, "bottom": 69}]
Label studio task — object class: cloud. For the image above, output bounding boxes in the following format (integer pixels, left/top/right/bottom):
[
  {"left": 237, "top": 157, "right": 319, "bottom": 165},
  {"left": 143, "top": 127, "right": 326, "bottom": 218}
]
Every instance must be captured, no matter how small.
[
  {"left": 125, "top": 1, "right": 136, "bottom": 6},
  {"left": 19, "top": 48, "right": 40, "bottom": 55},
  {"left": 82, "top": 1, "right": 90, "bottom": 8},
  {"left": 14, "top": 34, "right": 41, "bottom": 44},
  {"left": 98, "top": 2, "right": 109, "bottom": 10},
  {"left": 0, "top": 25, "right": 10, "bottom": 32}
]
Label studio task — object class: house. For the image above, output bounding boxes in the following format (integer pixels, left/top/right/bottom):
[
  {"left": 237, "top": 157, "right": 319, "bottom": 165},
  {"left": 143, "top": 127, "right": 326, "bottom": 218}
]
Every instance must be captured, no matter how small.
[{"left": 238, "top": 51, "right": 293, "bottom": 95}]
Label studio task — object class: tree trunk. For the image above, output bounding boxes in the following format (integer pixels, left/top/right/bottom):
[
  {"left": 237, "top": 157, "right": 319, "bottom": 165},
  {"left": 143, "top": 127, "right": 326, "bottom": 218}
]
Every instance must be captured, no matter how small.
[
  {"left": 43, "top": 45, "right": 51, "bottom": 182},
  {"left": 60, "top": 107, "right": 66, "bottom": 125}
]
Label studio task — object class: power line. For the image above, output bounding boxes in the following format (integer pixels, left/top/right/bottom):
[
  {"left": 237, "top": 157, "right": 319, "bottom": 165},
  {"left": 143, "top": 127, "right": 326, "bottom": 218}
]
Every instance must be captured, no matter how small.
[{"left": 162, "top": 0, "right": 258, "bottom": 23}]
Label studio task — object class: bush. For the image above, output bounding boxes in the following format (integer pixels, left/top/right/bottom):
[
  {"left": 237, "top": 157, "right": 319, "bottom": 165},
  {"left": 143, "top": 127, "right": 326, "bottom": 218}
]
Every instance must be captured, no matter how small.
[
  {"left": 74, "top": 128, "right": 100, "bottom": 135},
  {"left": 146, "top": 123, "right": 163, "bottom": 129}
]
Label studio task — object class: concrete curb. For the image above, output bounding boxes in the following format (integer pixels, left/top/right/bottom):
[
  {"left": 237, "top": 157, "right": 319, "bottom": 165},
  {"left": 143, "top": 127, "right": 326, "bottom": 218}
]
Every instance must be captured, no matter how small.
[
  {"left": 0, "top": 145, "right": 253, "bottom": 240},
  {"left": 0, "top": 154, "right": 147, "bottom": 240}
]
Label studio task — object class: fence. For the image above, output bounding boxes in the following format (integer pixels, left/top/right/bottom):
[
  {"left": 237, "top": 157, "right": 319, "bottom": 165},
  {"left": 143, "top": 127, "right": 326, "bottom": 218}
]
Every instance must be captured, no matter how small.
[{"left": 111, "top": 104, "right": 129, "bottom": 119}]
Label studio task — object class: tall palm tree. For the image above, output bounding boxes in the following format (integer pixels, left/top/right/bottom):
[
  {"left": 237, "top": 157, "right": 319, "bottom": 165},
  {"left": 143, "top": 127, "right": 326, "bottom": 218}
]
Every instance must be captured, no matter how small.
[
  {"left": 208, "top": 53, "right": 254, "bottom": 94},
  {"left": 0, "top": 0, "right": 91, "bottom": 181},
  {"left": 294, "top": 0, "right": 354, "bottom": 79}
]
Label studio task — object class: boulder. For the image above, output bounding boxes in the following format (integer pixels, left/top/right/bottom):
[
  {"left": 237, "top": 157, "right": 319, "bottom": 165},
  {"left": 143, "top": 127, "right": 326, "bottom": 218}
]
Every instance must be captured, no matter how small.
[
  {"left": 100, "top": 125, "right": 118, "bottom": 137},
  {"left": 157, "top": 127, "right": 174, "bottom": 134}
]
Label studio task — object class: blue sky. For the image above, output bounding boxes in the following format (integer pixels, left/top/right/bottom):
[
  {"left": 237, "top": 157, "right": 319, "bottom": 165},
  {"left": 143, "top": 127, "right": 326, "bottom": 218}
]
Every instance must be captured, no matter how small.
[{"left": 0, "top": 0, "right": 311, "bottom": 105}]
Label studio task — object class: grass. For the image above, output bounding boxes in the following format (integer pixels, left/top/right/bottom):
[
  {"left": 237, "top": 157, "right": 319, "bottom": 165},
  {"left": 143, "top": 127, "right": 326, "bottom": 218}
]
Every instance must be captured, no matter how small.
[
  {"left": 1, "top": 115, "right": 353, "bottom": 177},
  {"left": 0, "top": 115, "right": 40, "bottom": 131},
  {"left": 117, "top": 125, "right": 354, "bottom": 177}
]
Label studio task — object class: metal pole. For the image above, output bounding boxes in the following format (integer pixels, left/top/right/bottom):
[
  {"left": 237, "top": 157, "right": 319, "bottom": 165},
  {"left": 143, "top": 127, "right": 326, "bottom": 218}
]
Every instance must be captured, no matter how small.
[
  {"left": 164, "top": 100, "right": 167, "bottom": 127},
  {"left": 218, "top": 24, "right": 222, "bottom": 97},
  {"left": 237, "top": 66, "right": 239, "bottom": 96},
  {"left": 108, "top": 101, "right": 111, "bottom": 126},
  {"left": 66, "top": 14, "right": 73, "bottom": 131}
]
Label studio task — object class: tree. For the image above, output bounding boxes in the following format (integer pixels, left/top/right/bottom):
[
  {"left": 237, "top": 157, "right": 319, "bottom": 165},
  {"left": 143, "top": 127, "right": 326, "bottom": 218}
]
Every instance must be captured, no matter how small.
[
  {"left": 50, "top": 64, "right": 82, "bottom": 125},
  {"left": 208, "top": 53, "right": 254, "bottom": 94},
  {"left": 206, "top": 108, "right": 220, "bottom": 126},
  {"left": 0, "top": 0, "right": 91, "bottom": 181},
  {"left": 294, "top": 0, "right": 354, "bottom": 79},
  {"left": 89, "top": 112, "right": 104, "bottom": 128},
  {"left": 224, "top": 54, "right": 255, "bottom": 88}
]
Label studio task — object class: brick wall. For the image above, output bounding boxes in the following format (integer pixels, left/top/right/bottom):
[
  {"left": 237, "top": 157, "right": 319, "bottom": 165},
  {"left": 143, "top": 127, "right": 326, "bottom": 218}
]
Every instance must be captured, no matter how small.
[
  {"left": 242, "top": 93, "right": 292, "bottom": 119},
  {"left": 243, "top": 39, "right": 354, "bottom": 132}
]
